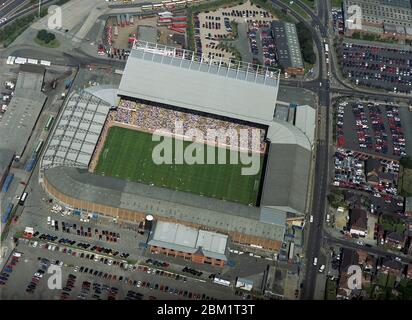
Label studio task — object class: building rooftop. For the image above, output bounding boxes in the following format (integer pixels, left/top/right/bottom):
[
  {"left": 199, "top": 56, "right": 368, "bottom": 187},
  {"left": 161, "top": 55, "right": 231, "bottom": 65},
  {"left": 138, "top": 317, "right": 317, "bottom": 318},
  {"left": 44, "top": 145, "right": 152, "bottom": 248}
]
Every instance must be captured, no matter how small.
[
  {"left": 350, "top": 208, "right": 368, "bottom": 231},
  {"left": 41, "top": 90, "right": 111, "bottom": 169},
  {"left": 260, "top": 141, "right": 311, "bottom": 215},
  {"left": 118, "top": 41, "right": 280, "bottom": 125},
  {"left": 43, "top": 166, "right": 287, "bottom": 243},
  {"left": 148, "top": 221, "right": 229, "bottom": 261},
  {"left": 0, "top": 67, "right": 47, "bottom": 157},
  {"left": 0, "top": 148, "right": 15, "bottom": 176},
  {"left": 271, "top": 21, "right": 303, "bottom": 69}
]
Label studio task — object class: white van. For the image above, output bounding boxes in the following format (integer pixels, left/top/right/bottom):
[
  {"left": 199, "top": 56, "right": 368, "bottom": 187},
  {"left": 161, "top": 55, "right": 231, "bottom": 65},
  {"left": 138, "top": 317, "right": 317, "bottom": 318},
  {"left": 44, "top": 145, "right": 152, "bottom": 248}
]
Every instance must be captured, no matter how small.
[
  {"left": 47, "top": 216, "right": 51, "bottom": 225},
  {"left": 51, "top": 220, "right": 55, "bottom": 227}
]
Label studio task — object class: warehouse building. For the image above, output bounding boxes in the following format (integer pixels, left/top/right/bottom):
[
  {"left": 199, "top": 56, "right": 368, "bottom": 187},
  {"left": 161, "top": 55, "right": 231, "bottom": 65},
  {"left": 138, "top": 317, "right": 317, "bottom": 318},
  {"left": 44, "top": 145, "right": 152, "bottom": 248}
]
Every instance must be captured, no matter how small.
[
  {"left": 0, "top": 65, "right": 47, "bottom": 160},
  {"left": 148, "top": 221, "right": 229, "bottom": 266}
]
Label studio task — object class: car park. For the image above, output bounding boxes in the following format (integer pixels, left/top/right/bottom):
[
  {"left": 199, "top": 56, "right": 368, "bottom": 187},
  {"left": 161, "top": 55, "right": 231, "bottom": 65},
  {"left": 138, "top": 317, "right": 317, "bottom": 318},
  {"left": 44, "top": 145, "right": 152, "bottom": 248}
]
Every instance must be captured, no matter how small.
[{"left": 340, "top": 43, "right": 412, "bottom": 94}]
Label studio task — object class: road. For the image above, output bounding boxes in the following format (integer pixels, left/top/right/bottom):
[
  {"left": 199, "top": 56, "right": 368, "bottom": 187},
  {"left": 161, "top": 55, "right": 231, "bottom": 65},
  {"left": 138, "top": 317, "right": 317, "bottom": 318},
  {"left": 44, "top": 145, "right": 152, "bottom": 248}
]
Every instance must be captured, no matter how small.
[
  {"left": 270, "top": 0, "right": 331, "bottom": 300},
  {"left": 325, "top": 233, "right": 412, "bottom": 264},
  {"left": 0, "top": 0, "right": 55, "bottom": 28},
  {"left": 0, "top": 0, "right": 27, "bottom": 20}
]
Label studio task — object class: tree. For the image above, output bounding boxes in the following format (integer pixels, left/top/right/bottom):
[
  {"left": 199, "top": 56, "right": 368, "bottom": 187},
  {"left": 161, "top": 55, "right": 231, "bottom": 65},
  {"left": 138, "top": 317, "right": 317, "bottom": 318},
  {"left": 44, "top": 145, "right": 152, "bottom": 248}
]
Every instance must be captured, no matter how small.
[
  {"left": 400, "top": 156, "right": 412, "bottom": 169},
  {"left": 296, "top": 22, "right": 316, "bottom": 65},
  {"left": 37, "top": 29, "right": 55, "bottom": 44}
]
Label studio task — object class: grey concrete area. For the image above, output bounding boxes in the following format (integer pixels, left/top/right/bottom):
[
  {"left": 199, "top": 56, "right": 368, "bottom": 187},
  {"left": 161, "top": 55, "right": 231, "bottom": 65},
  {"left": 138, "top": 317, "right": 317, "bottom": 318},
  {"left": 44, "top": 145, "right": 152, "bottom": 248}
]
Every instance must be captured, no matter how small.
[
  {"left": 231, "top": 22, "right": 253, "bottom": 62},
  {"left": 277, "top": 85, "right": 317, "bottom": 106}
]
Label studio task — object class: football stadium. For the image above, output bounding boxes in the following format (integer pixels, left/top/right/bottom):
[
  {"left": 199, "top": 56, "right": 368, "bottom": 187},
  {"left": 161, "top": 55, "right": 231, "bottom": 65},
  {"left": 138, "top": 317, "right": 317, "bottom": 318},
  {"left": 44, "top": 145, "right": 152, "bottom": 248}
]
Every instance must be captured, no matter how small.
[{"left": 40, "top": 41, "right": 314, "bottom": 252}]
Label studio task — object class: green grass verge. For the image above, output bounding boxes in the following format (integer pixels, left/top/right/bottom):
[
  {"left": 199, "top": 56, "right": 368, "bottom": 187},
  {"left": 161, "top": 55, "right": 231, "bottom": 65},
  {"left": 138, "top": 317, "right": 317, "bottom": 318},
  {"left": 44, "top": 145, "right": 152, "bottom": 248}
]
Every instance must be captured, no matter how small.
[
  {"left": 279, "top": 0, "right": 310, "bottom": 19},
  {"left": 325, "top": 278, "right": 337, "bottom": 300},
  {"left": 351, "top": 31, "right": 399, "bottom": 44},
  {"left": 331, "top": 0, "right": 343, "bottom": 8},
  {"left": 377, "top": 272, "right": 388, "bottom": 287},
  {"left": 34, "top": 37, "right": 60, "bottom": 48},
  {"left": 95, "top": 126, "right": 263, "bottom": 205},
  {"left": 250, "top": 0, "right": 295, "bottom": 22},
  {"left": 301, "top": 0, "right": 315, "bottom": 8},
  {"left": 399, "top": 168, "right": 412, "bottom": 197}
]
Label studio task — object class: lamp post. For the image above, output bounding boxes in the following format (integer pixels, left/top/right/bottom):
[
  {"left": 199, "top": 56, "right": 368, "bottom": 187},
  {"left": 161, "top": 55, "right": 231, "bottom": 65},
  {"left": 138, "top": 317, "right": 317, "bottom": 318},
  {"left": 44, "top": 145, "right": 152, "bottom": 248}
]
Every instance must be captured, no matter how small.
[{"left": 38, "top": 0, "right": 42, "bottom": 17}]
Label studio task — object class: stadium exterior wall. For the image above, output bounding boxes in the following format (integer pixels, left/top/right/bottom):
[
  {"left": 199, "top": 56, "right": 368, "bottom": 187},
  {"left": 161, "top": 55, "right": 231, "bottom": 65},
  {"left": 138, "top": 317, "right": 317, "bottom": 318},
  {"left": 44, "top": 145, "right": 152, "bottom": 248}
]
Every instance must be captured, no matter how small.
[{"left": 42, "top": 177, "right": 282, "bottom": 252}]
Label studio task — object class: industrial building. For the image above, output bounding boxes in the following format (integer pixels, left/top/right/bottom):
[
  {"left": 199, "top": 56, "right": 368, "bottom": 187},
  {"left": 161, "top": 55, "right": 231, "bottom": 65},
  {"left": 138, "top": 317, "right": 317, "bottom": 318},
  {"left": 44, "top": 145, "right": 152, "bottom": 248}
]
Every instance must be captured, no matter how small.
[
  {"left": 271, "top": 21, "right": 304, "bottom": 76},
  {"left": 343, "top": 0, "right": 412, "bottom": 38},
  {"left": 40, "top": 41, "right": 315, "bottom": 253},
  {"left": 148, "top": 221, "right": 229, "bottom": 266},
  {"left": 0, "top": 65, "right": 47, "bottom": 160}
]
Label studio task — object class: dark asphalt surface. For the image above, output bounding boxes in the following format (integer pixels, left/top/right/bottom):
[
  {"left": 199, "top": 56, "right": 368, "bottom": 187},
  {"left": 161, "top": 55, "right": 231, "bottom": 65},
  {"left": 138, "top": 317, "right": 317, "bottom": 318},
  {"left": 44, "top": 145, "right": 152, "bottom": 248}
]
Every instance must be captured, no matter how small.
[{"left": 0, "top": 0, "right": 26, "bottom": 19}]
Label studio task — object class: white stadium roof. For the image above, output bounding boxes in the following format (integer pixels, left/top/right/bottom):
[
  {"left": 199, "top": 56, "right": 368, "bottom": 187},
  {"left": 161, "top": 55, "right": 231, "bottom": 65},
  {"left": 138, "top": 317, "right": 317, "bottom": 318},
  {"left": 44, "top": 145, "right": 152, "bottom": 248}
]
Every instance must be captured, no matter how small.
[
  {"left": 118, "top": 41, "right": 280, "bottom": 125},
  {"left": 41, "top": 89, "right": 111, "bottom": 169},
  {"left": 148, "top": 221, "right": 228, "bottom": 261}
]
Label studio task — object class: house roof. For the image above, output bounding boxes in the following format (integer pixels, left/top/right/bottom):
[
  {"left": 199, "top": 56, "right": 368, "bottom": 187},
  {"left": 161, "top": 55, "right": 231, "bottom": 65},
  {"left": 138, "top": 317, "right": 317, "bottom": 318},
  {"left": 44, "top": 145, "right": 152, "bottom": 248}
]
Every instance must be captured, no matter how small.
[
  {"left": 382, "top": 257, "right": 402, "bottom": 270},
  {"left": 340, "top": 248, "right": 359, "bottom": 272},
  {"left": 386, "top": 231, "right": 404, "bottom": 242},
  {"left": 350, "top": 208, "right": 368, "bottom": 231}
]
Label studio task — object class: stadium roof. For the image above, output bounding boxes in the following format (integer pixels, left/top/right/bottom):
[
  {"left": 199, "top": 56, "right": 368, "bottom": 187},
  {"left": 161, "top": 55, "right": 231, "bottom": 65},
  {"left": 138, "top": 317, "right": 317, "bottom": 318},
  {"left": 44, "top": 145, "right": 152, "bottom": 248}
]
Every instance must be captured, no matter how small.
[
  {"left": 148, "top": 221, "right": 228, "bottom": 261},
  {"left": 0, "top": 68, "right": 46, "bottom": 157},
  {"left": 84, "top": 85, "right": 119, "bottom": 107},
  {"left": 294, "top": 105, "right": 316, "bottom": 146},
  {"left": 43, "top": 166, "right": 286, "bottom": 242},
  {"left": 266, "top": 118, "right": 311, "bottom": 151},
  {"left": 260, "top": 142, "right": 311, "bottom": 215},
  {"left": 0, "top": 149, "right": 15, "bottom": 177},
  {"left": 118, "top": 41, "right": 280, "bottom": 125},
  {"left": 41, "top": 90, "right": 111, "bottom": 169}
]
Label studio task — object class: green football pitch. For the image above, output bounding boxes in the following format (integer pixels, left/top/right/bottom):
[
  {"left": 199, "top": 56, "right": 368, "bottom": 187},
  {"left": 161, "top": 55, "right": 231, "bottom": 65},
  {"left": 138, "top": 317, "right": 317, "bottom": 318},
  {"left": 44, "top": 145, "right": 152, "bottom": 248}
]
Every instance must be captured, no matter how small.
[{"left": 95, "top": 126, "right": 263, "bottom": 205}]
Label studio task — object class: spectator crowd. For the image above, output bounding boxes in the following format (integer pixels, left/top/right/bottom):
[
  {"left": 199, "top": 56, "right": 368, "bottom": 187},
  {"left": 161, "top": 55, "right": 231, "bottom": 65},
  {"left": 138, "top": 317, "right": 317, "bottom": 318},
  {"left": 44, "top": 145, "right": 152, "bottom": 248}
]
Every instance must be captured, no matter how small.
[{"left": 113, "top": 99, "right": 267, "bottom": 153}]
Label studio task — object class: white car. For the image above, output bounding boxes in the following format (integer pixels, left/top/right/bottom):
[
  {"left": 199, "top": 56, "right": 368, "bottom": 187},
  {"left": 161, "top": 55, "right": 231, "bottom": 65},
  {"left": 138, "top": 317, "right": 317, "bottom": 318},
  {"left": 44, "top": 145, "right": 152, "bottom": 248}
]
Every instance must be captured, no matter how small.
[
  {"left": 310, "top": 215, "right": 314, "bottom": 223},
  {"left": 395, "top": 257, "right": 401, "bottom": 262},
  {"left": 108, "top": 260, "right": 113, "bottom": 266},
  {"left": 319, "top": 265, "right": 325, "bottom": 273},
  {"left": 34, "top": 272, "right": 43, "bottom": 278},
  {"left": 356, "top": 240, "right": 364, "bottom": 246},
  {"left": 313, "top": 257, "right": 318, "bottom": 266},
  {"left": 74, "top": 266, "right": 79, "bottom": 272},
  {"left": 136, "top": 281, "right": 142, "bottom": 288},
  {"left": 32, "top": 241, "right": 38, "bottom": 248}
]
